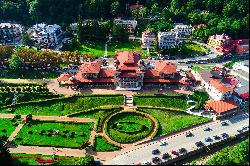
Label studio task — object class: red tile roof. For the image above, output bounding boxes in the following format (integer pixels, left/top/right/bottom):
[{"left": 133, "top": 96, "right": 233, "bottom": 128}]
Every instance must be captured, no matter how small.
[
  {"left": 144, "top": 69, "right": 159, "bottom": 77},
  {"left": 57, "top": 74, "right": 73, "bottom": 82},
  {"left": 155, "top": 61, "right": 177, "bottom": 75},
  {"left": 209, "top": 78, "right": 234, "bottom": 93},
  {"left": 120, "top": 72, "right": 140, "bottom": 78},
  {"left": 115, "top": 51, "right": 140, "bottom": 71},
  {"left": 74, "top": 73, "right": 115, "bottom": 83},
  {"left": 99, "top": 69, "right": 116, "bottom": 77},
  {"left": 205, "top": 100, "right": 239, "bottom": 114},
  {"left": 78, "top": 60, "right": 102, "bottom": 74}
]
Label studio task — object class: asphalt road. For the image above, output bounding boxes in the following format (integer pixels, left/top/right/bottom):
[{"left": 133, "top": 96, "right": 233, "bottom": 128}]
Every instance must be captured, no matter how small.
[{"left": 105, "top": 112, "right": 249, "bottom": 165}]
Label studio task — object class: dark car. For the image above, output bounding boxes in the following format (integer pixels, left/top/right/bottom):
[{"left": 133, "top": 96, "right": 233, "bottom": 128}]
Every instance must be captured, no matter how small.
[
  {"left": 162, "top": 153, "right": 171, "bottom": 160},
  {"left": 213, "top": 135, "right": 221, "bottom": 140},
  {"left": 204, "top": 127, "right": 212, "bottom": 131},
  {"left": 221, "top": 133, "right": 229, "bottom": 139},
  {"left": 152, "top": 149, "right": 160, "bottom": 155},
  {"left": 185, "top": 131, "right": 193, "bottom": 137},
  {"left": 195, "top": 141, "right": 204, "bottom": 147},
  {"left": 179, "top": 148, "right": 187, "bottom": 154},
  {"left": 221, "top": 121, "right": 229, "bottom": 126},
  {"left": 152, "top": 157, "right": 161, "bottom": 164}
]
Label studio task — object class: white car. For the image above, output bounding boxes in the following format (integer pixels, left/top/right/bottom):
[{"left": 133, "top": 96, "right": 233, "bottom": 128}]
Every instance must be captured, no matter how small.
[
  {"left": 159, "top": 140, "right": 167, "bottom": 146},
  {"left": 142, "top": 161, "right": 151, "bottom": 165}
]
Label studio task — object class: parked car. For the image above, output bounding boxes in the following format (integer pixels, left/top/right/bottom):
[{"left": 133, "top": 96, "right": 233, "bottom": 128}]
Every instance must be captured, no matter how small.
[
  {"left": 142, "top": 161, "right": 151, "bottom": 165},
  {"left": 213, "top": 135, "right": 221, "bottom": 140},
  {"left": 221, "top": 133, "right": 229, "bottom": 139},
  {"left": 152, "top": 157, "right": 161, "bottom": 164},
  {"left": 195, "top": 141, "right": 204, "bottom": 147},
  {"left": 159, "top": 140, "right": 167, "bottom": 146},
  {"left": 162, "top": 153, "right": 171, "bottom": 160},
  {"left": 185, "top": 131, "right": 193, "bottom": 137},
  {"left": 204, "top": 127, "right": 212, "bottom": 131},
  {"left": 171, "top": 150, "right": 179, "bottom": 155},
  {"left": 221, "top": 121, "right": 229, "bottom": 126},
  {"left": 205, "top": 136, "right": 213, "bottom": 142},
  {"left": 152, "top": 149, "right": 160, "bottom": 155},
  {"left": 178, "top": 148, "right": 187, "bottom": 154}
]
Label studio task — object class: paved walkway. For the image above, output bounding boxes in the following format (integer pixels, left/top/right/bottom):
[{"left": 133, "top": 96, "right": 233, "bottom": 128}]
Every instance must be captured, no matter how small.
[{"left": 8, "top": 121, "right": 25, "bottom": 142}]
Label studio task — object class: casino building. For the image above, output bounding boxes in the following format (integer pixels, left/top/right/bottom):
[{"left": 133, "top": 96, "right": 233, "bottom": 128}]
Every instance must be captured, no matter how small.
[{"left": 58, "top": 51, "right": 191, "bottom": 90}]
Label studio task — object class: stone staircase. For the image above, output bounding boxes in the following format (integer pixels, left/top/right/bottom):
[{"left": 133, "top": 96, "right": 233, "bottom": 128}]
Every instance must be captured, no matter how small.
[{"left": 125, "top": 95, "right": 134, "bottom": 107}]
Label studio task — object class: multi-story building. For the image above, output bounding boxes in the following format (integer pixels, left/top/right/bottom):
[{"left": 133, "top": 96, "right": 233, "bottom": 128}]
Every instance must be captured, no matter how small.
[
  {"left": 114, "top": 19, "right": 137, "bottom": 34},
  {"left": 27, "top": 23, "right": 63, "bottom": 49},
  {"left": 0, "top": 23, "right": 22, "bottom": 44},
  {"left": 58, "top": 51, "right": 191, "bottom": 90},
  {"left": 141, "top": 30, "right": 155, "bottom": 49},
  {"left": 173, "top": 23, "right": 192, "bottom": 36},
  {"left": 158, "top": 31, "right": 185, "bottom": 49},
  {"left": 234, "top": 39, "right": 249, "bottom": 56},
  {"left": 207, "top": 34, "right": 235, "bottom": 55}
]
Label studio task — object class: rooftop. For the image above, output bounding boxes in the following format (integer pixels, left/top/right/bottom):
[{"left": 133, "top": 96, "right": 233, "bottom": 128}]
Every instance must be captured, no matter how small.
[{"left": 205, "top": 100, "right": 239, "bottom": 114}]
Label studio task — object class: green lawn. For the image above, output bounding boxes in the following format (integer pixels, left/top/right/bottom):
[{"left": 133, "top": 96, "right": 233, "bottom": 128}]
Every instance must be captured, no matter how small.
[
  {"left": 133, "top": 94, "right": 189, "bottom": 110},
  {"left": 69, "top": 107, "right": 120, "bottom": 133},
  {"left": 138, "top": 108, "right": 210, "bottom": 136},
  {"left": 14, "top": 120, "right": 94, "bottom": 148},
  {"left": 160, "top": 42, "right": 208, "bottom": 58},
  {"left": 191, "top": 65, "right": 214, "bottom": 71},
  {"left": 12, "top": 153, "right": 94, "bottom": 165},
  {"left": 0, "top": 118, "right": 22, "bottom": 137},
  {"left": 94, "top": 136, "right": 121, "bottom": 152},
  {"left": 1, "top": 95, "right": 124, "bottom": 116},
  {"left": 78, "top": 40, "right": 148, "bottom": 58},
  {"left": 106, "top": 112, "right": 153, "bottom": 143}
]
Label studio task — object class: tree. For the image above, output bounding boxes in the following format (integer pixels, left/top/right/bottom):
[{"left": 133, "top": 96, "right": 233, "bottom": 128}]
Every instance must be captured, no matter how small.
[
  {"left": 150, "top": 3, "right": 158, "bottom": 16},
  {"left": 111, "top": 1, "right": 120, "bottom": 17},
  {"left": 26, "top": 114, "right": 32, "bottom": 123},
  {"left": 0, "top": 136, "right": 13, "bottom": 165},
  {"left": 76, "top": 15, "right": 84, "bottom": 44},
  {"left": 21, "top": 31, "right": 34, "bottom": 47},
  {"left": 9, "top": 54, "right": 23, "bottom": 71},
  {"left": 112, "top": 24, "right": 129, "bottom": 42}
]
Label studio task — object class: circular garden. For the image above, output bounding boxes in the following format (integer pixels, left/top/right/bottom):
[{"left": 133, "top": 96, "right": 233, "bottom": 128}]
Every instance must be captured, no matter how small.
[{"left": 105, "top": 111, "right": 154, "bottom": 143}]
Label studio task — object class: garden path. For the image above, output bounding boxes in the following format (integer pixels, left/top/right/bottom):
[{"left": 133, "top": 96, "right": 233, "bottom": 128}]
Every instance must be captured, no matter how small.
[{"left": 8, "top": 120, "right": 25, "bottom": 142}]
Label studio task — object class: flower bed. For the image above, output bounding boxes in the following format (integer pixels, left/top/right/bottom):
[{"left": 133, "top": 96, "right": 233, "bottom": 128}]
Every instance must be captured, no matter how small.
[{"left": 13, "top": 120, "right": 94, "bottom": 148}]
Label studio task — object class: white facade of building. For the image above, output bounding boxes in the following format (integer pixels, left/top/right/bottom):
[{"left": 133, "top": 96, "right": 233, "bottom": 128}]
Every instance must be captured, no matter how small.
[
  {"left": 0, "top": 23, "right": 22, "bottom": 44},
  {"left": 158, "top": 31, "right": 185, "bottom": 49},
  {"left": 114, "top": 19, "right": 137, "bottom": 33},
  {"left": 173, "top": 24, "right": 192, "bottom": 36},
  {"left": 233, "top": 60, "right": 249, "bottom": 73},
  {"left": 28, "top": 23, "right": 63, "bottom": 48},
  {"left": 141, "top": 31, "right": 155, "bottom": 49},
  {"left": 204, "top": 81, "right": 232, "bottom": 101}
]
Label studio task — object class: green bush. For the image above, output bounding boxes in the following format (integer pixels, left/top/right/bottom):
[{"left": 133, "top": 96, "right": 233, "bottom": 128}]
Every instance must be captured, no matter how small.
[
  {"left": 205, "top": 138, "right": 249, "bottom": 165},
  {"left": 189, "top": 91, "right": 209, "bottom": 109}
]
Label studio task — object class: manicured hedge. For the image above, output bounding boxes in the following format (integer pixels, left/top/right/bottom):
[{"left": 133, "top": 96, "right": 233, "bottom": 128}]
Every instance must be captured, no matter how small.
[
  {"left": 106, "top": 112, "right": 153, "bottom": 143},
  {"left": 133, "top": 94, "right": 189, "bottom": 110},
  {"left": 93, "top": 135, "right": 121, "bottom": 152}
]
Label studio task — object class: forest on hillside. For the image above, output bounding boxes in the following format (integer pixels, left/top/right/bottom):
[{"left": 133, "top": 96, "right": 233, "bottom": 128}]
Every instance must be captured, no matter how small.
[{"left": 0, "top": 0, "right": 249, "bottom": 39}]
